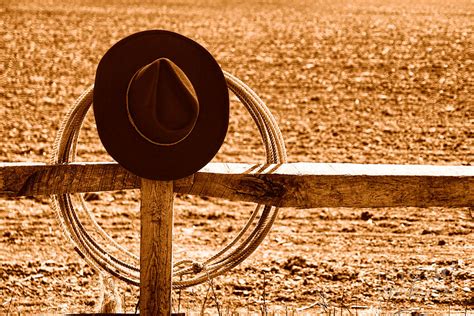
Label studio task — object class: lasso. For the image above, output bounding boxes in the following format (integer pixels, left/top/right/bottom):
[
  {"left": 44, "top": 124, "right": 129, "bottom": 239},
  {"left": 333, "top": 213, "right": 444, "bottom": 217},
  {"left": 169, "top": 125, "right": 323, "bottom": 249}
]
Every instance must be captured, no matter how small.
[{"left": 50, "top": 71, "right": 287, "bottom": 289}]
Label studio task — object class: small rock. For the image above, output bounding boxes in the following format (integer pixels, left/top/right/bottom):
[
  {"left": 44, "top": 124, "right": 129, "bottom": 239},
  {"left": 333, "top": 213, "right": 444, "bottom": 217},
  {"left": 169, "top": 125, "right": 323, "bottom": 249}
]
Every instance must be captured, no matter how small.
[
  {"left": 361, "top": 211, "right": 373, "bottom": 221},
  {"left": 381, "top": 109, "right": 394, "bottom": 116},
  {"left": 290, "top": 266, "right": 302, "bottom": 274},
  {"left": 439, "top": 268, "right": 451, "bottom": 277},
  {"left": 437, "top": 240, "right": 446, "bottom": 246},
  {"left": 232, "top": 289, "right": 250, "bottom": 296},
  {"left": 341, "top": 227, "right": 356, "bottom": 233},
  {"left": 282, "top": 256, "right": 307, "bottom": 270},
  {"left": 85, "top": 299, "right": 96, "bottom": 306}
]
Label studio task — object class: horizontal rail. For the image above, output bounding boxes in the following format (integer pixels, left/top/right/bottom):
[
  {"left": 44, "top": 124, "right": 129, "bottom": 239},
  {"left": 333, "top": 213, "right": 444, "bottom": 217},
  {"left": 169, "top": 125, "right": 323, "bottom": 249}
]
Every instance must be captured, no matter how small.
[{"left": 1, "top": 162, "right": 472, "bottom": 208}]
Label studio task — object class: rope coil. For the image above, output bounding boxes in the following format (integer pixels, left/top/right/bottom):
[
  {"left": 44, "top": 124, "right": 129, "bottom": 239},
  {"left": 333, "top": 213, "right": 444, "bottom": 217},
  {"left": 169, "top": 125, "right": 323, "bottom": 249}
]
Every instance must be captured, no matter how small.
[{"left": 50, "top": 72, "right": 287, "bottom": 288}]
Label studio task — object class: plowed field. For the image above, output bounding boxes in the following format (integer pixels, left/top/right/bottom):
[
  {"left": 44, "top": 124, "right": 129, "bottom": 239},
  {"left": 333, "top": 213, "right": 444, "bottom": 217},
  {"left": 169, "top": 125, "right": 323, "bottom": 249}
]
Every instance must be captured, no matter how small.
[{"left": 1, "top": 0, "right": 473, "bottom": 314}]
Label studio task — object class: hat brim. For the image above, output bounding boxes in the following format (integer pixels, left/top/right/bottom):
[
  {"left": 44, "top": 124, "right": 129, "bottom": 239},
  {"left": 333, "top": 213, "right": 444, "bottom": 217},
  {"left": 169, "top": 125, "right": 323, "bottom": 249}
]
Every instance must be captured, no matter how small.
[{"left": 93, "top": 30, "right": 229, "bottom": 180}]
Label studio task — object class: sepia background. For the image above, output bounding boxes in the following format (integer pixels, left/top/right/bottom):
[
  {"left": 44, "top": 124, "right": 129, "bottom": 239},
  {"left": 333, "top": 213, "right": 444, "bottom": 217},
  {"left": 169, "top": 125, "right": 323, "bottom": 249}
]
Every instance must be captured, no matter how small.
[{"left": 1, "top": 0, "right": 472, "bottom": 313}]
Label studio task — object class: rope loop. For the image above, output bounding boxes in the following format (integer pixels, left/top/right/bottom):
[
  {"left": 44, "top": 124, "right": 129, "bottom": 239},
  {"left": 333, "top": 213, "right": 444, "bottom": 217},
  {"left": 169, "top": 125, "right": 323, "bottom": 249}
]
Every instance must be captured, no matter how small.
[{"left": 51, "top": 71, "right": 287, "bottom": 288}]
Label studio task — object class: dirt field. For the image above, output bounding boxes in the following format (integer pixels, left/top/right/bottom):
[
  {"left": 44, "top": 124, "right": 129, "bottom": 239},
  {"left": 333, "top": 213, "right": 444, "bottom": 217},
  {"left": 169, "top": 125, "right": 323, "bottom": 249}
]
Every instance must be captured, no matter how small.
[{"left": 1, "top": 0, "right": 473, "bottom": 314}]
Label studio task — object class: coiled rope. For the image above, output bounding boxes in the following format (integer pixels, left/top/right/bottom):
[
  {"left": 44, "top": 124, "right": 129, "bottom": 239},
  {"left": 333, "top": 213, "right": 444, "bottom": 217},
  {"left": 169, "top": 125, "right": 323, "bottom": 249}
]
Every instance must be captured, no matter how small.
[{"left": 50, "top": 71, "right": 287, "bottom": 288}]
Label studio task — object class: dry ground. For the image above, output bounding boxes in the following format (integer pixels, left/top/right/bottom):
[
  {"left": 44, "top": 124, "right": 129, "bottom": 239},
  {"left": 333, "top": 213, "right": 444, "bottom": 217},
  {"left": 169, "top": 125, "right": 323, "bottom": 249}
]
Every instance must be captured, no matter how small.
[{"left": 1, "top": 0, "right": 473, "bottom": 314}]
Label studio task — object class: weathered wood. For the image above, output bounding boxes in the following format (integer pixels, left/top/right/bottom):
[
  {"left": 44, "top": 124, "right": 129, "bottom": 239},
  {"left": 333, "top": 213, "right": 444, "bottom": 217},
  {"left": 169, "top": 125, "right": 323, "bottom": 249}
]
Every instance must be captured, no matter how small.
[
  {"left": 0, "top": 162, "right": 137, "bottom": 196},
  {"left": 140, "top": 179, "right": 174, "bottom": 316},
  {"left": 190, "top": 163, "right": 474, "bottom": 208},
  {"left": 0, "top": 162, "right": 191, "bottom": 196},
  {"left": 1, "top": 162, "right": 473, "bottom": 208}
]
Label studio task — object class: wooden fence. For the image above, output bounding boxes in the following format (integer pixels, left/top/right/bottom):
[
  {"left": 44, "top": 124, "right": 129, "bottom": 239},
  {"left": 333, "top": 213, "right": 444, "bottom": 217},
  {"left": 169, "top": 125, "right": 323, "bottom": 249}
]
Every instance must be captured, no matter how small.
[{"left": 1, "top": 162, "right": 473, "bottom": 315}]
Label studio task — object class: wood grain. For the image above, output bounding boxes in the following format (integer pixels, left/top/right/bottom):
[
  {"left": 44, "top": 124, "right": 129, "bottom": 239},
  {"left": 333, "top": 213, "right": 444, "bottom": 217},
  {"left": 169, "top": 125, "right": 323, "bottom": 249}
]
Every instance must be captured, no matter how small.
[
  {"left": 1, "top": 162, "right": 472, "bottom": 208},
  {"left": 140, "top": 179, "right": 174, "bottom": 316},
  {"left": 0, "top": 162, "right": 190, "bottom": 196},
  {"left": 189, "top": 163, "right": 474, "bottom": 208},
  {"left": 0, "top": 162, "right": 138, "bottom": 196}
]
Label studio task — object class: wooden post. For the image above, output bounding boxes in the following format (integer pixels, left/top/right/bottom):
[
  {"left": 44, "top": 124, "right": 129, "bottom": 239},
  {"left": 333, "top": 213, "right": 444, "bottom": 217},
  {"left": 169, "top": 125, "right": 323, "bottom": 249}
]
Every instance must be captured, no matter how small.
[{"left": 140, "top": 179, "right": 174, "bottom": 316}]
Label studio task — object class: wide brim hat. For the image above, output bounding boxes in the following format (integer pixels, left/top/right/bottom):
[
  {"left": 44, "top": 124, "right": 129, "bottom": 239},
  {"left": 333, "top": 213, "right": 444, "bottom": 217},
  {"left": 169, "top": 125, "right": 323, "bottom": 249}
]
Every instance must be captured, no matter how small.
[{"left": 93, "top": 30, "right": 229, "bottom": 180}]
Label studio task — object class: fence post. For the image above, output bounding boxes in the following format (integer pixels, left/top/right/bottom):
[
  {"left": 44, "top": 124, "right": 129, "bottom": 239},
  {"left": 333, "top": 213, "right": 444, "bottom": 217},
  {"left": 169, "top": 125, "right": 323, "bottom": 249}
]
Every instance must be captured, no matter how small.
[{"left": 140, "top": 179, "right": 174, "bottom": 315}]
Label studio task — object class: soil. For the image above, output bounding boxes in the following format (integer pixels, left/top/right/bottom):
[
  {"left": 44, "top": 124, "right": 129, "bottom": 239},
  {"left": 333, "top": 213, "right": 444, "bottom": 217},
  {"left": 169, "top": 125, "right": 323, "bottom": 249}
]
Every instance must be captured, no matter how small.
[{"left": 1, "top": 0, "right": 473, "bottom": 314}]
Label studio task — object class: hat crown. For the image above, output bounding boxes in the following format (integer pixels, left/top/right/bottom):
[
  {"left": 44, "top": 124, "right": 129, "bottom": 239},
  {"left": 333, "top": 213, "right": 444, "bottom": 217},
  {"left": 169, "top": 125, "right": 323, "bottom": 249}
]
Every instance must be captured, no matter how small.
[{"left": 126, "top": 58, "right": 199, "bottom": 146}]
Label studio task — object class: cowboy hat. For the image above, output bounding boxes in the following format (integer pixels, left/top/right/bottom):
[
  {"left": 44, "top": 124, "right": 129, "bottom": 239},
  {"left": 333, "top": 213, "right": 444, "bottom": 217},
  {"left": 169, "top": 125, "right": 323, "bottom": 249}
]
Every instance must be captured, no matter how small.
[{"left": 93, "top": 30, "right": 229, "bottom": 180}]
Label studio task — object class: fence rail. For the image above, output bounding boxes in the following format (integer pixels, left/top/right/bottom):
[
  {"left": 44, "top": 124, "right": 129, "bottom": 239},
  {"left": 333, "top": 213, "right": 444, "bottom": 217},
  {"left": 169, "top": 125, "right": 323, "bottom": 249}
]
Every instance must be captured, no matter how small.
[{"left": 2, "top": 162, "right": 472, "bottom": 208}]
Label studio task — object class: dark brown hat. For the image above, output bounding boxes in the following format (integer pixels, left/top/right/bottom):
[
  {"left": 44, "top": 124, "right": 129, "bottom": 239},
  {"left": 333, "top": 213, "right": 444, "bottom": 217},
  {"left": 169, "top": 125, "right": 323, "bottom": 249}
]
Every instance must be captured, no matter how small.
[{"left": 93, "top": 30, "right": 229, "bottom": 180}]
